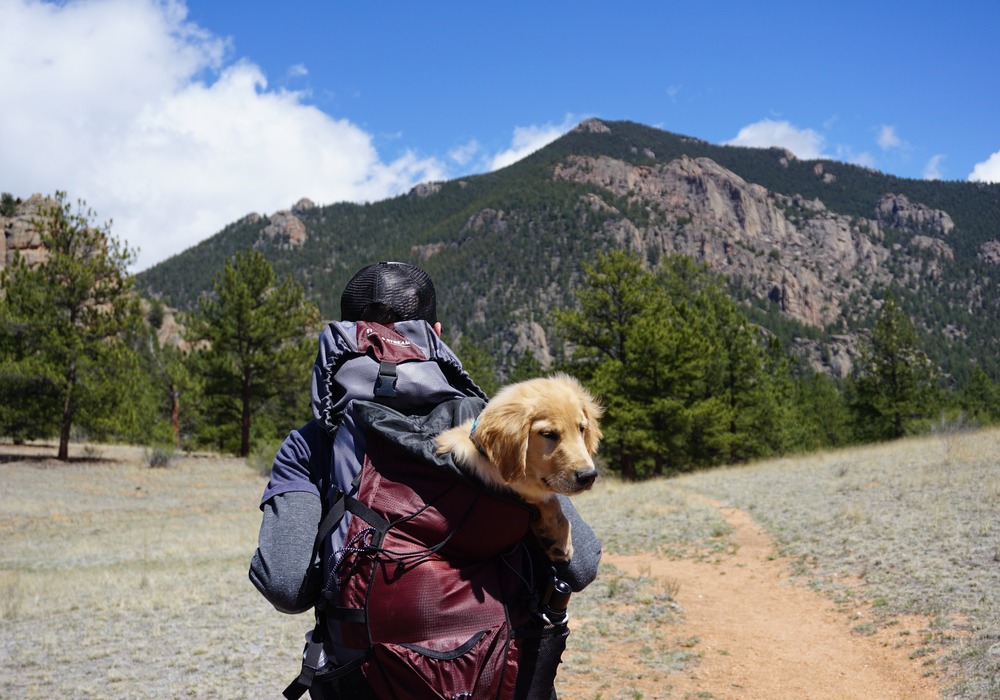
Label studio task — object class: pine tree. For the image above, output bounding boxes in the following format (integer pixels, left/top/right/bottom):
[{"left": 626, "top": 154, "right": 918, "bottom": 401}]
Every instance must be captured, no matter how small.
[
  {"left": 0, "top": 192, "right": 16, "bottom": 217},
  {"left": 553, "top": 250, "right": 656, "bottom": 369},
  {"left": 959, "top": 366, "right": 1000, "bottom": 425},
  {"left": 849, "top": 292, "right": 938, "bottom": 441},
  {"left": 186, "top": 250, "right": 319, "bottom": 456},
  {"left": 556, "top": 251, "right": 798, "bottom": 477},
  {"left": 554, "top": 251, "right": 659, "bottom": 477},
  {"left": 140, "top": 331, "right": 196, "bottom": 448},
  {"left": 788, "top": 372, "right": 852, "bottom": 450},
  {"left": 0, "top": 192, "right": 142, "bottom": 459},
  {"left": 616, "top": 281, "right": 720, "bottom": 476}
]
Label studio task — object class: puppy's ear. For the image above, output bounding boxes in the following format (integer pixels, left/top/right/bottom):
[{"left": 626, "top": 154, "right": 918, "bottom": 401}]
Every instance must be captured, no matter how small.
[
  {"left": 582, "top": 391, "right": 604, "bottom": 456},
  {"left": 475, "top": 401, "right": 530, "bottom": 483}
]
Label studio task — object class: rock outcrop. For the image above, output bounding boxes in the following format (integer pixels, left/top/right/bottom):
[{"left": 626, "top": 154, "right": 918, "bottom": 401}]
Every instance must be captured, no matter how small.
[
  {"left": 508, "top": 320, "right": 553, "bottom": 368},
  {"left": 792, "top": 335, "right": 859, "bottom": 379},
  {"left": 461, "top": 208, "right": 509, "bottom": 237},
  {"left": 261, "top": 210, "right": 307, "bottom": 247},
  {"left": 291, "top": 198, "right": 315, "bottom": 213},
  {"left": 410, "top": 182, "right": 443, "bottom": 198},
  {"left": 1, "top": 194, "right": 56, "bottom": 268},
  {"left": 573, "top": 118, "right": 612, "bottom": 135},
  {"left": 979, "top": 240, "right": 1000, "bottom": 265},
  {"left": 876, "top": 193, "right": 955, "bottom": 236}
]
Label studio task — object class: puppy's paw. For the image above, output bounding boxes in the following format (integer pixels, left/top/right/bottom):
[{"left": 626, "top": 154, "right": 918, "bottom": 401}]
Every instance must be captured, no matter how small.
[
  {"left": 542, "top": 538, "right": 573, "bottom": 564},
  {"left": 533, "top": 500, "right": 573, "bottom": 563}
]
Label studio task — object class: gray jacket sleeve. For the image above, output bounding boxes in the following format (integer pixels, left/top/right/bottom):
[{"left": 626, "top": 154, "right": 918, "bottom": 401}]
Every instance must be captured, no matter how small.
[
  {"left": 248, "top": 490, "right": 323, "bottom": 614},
  {"left": 554, "top": 494, "right": 602, "bottom": 592}
]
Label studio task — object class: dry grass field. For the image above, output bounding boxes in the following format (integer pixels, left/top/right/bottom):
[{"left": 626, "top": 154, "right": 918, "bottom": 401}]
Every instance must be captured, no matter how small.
[{"left": 1, "top": 428, "right": 997, "bottom": 698}]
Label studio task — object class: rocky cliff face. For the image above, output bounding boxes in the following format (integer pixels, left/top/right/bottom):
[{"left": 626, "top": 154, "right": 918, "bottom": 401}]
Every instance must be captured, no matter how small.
[
  {"left": 979, "top": 239, "right": 1000, "bottom": 264},
  {"left": 552, "top": 154, "right": 955, "bottom": 334},
  {"left": 1, "top": 194, "right": 55, "bottom": 268},
  {"left": 260, "top": 202, "right": 310, "bottom": 248},
  {"left": 413, "top": 149, "right": 960, "bottom": 377}
]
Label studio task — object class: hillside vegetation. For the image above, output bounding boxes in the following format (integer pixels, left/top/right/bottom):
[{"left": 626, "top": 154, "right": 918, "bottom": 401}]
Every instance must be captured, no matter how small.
[
  {"left": 5, "top": 162, "right": 1000, "bottom": 474},
  {"left": 133, "top": 119, "right": 1000, "bottom": 382}
]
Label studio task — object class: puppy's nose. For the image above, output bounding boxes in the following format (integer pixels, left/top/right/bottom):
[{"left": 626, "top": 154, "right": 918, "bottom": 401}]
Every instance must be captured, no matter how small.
[{"left": 575, "top": 468, "right": 598, "bottom": 489}]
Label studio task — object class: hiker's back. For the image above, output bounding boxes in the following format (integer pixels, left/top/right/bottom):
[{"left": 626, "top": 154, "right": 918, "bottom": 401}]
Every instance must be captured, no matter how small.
[{"left": 253, "top": 318, "right": 598, "bottom": 700}]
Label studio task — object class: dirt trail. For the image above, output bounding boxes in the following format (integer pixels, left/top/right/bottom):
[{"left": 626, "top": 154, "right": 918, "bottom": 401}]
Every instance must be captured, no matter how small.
[{"left": 570, "top": 494, "right": 943, "bottom": 699}]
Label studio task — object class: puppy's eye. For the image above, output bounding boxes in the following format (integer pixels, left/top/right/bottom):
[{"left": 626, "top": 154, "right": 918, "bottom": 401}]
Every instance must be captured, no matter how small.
[{"left": 540, "top": 430, "right": 558, "bottom": 440}]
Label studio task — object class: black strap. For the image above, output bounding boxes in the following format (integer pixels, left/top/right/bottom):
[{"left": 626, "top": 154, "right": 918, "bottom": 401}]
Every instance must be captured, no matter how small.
[
  {"left": 283, "top": 652, "right": 369, "bottom": 700},
  {"left": 282, "top": 679, "right": 309, "bottom": 700},
  {"left": 284, "top": 592, "right": 371, "bottom": 700},
  {"left": 284, "top": 642, "right": 325, "bottom": 698},
  {"left": 282, "top": 616, "right": 330, "bottom": 700},
  {"left": 313, "top": 473, "right": 390, "bottom": 556},
  {"left": 315, "top": 491, "right": 346, "bottom": 552},
  {"left": 325, "top": 607, "right": 366, "bottom": 623},
  {"left": 343, "top": 494, "right": 391, "bottom": 534}
]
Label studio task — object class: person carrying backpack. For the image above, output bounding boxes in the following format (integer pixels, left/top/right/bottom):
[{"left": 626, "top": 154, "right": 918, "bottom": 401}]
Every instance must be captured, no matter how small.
[{"left": 249, "top": 262, "right": 602, "bottom": 700}]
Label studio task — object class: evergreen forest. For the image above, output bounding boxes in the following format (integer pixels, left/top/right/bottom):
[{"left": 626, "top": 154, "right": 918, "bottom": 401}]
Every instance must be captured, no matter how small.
[{"left": 4, "top": 119, "right": 1000, "bottom": 474}]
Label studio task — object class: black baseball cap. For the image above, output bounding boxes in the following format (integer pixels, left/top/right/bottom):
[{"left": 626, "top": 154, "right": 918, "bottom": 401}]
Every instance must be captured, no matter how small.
[{"left": 340, "top": 261, "right": 438, "bottom": 325}]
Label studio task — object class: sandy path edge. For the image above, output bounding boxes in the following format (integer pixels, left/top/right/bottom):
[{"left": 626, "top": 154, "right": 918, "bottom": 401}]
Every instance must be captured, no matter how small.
[{"left": 563, "top": 494, "right": 943, "bottom": 699}]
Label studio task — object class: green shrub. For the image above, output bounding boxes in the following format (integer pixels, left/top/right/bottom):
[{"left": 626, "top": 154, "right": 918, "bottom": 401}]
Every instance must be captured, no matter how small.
[
  {"left": 0, "top": 192, "right": 16, "bottom": 217},
  {"left": 144, "top": 444, "right": 176, "bottom": 468}
]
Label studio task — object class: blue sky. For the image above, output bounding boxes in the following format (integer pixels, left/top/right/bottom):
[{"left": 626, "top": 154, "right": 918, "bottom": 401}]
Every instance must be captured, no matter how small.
[{"left": 2, "top": 0, "right": 998, "bottom": 271}]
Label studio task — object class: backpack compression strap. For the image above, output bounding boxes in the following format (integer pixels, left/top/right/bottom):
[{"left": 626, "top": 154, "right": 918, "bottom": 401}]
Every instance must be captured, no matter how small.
[
  {"left": 283, "top": 476, "right": 391, "bottom": 700},
  {"left": 282, "top": 648, "right": 367, "bottom": 700}
]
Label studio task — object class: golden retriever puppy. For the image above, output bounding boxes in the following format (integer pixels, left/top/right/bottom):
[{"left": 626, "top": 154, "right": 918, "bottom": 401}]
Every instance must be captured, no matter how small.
[{"left": 435, "top": 373, "right": 602, "bottom": 562}]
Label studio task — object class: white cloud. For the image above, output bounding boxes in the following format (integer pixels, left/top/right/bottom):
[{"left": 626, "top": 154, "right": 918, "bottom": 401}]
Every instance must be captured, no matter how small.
[
  {"left": 488, "top": 115, "right": 580, "bottom": 171},
  {"left": 877, "top": 125, "right": 903, "bottom": 150},
  {"left": 723, "top": 120, "right": 826, "bottom": 160},
  {"left": 448, "top": 140, "right": 481, "bottom": 167},
  {"left": 924, "top": 154, "right": 946, "bottom": 180},
  {"left": 0, "top": 0, "right": 446, "bottom": 271},
  {"left": 968, "top": 150, "right": 1000, "bottom": 183}
]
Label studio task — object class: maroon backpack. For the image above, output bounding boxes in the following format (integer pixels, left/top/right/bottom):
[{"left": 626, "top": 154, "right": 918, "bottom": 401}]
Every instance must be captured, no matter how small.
[
  {"left": 283, "top": 321, "right": 570, "bottom": 700},
  {"left": 333, "top": 413, "right": 535, "bottom": 698}
]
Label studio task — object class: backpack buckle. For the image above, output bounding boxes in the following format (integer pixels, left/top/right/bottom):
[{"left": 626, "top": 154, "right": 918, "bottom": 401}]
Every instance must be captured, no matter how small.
[{"left": 374, "top": 361, "right": 398, "bottom": 399}]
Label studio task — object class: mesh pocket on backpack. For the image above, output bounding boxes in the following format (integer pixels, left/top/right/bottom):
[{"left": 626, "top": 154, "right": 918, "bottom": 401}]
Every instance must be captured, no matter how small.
[{"left": 363, "top": 624, "right": 511, "bottom": 700}]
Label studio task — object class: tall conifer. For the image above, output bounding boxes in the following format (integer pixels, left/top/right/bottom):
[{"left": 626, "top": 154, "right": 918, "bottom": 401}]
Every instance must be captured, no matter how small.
[
  {"left": 186, "top": 250, "right": 319, "bottom": 456},
  {"left": 0, "top": 193, "right": 142, "bottom": 459}
]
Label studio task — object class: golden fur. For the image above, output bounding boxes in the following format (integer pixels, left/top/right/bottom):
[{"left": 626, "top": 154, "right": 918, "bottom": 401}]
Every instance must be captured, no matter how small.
[{"left": 435, "top": 373, "right": 603, "bottom": 562}]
